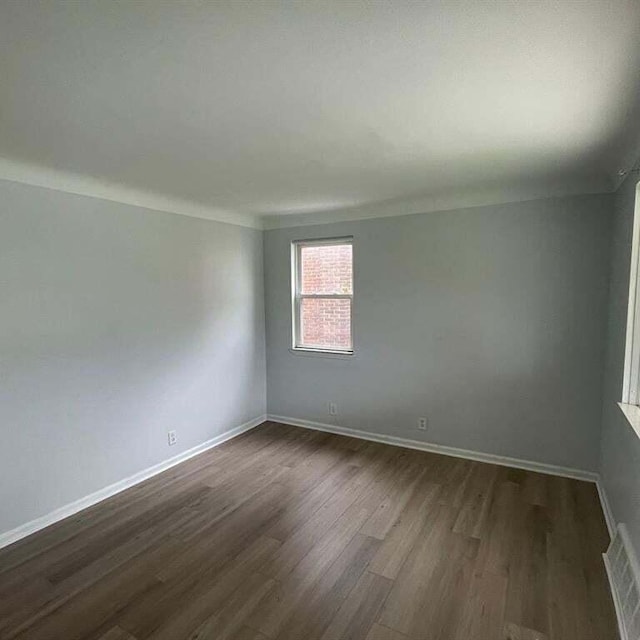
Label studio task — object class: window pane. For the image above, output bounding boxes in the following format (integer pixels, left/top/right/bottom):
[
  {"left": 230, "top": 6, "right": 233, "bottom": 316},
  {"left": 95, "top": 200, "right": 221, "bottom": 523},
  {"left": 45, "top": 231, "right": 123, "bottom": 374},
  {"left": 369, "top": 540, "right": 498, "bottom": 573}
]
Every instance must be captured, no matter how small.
[
  {"left": 300, "top": 298, "right": 351, "bottom": 350},
  {"left": 301, "top": 243, "right": 352, "bottom": 295}
]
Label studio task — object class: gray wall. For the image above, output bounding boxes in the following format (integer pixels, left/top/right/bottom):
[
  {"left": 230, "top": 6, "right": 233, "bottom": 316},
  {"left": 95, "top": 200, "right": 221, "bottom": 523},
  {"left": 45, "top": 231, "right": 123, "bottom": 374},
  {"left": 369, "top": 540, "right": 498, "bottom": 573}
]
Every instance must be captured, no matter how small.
[
  {"left": 2, "top": 180, "right": 624, "bottom": 541},
  {"left": 0, "top": 180, "right": 266, "bottom": 536},
  {"left": 265, "top": 195, "right": 613, "bottom": 472},
  {"left": 600, "top": 173, "right": 640, "bottom": 558}
]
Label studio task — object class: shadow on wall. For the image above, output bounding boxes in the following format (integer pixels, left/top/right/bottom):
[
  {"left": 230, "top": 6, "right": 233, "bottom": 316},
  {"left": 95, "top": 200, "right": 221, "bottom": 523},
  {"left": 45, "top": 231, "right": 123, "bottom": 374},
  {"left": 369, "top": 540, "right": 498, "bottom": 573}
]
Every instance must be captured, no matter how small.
[{"left": 0, "top": 182, "right": 266, "bottom": 535}]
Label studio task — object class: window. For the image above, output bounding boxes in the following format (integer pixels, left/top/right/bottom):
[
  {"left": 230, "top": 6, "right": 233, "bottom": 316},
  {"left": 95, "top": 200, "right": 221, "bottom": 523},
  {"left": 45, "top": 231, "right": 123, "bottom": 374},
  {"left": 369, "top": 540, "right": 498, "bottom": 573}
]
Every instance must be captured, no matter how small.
[
  {"left": 622, "top": 181, "right": 640, "bottom": 406},
  {"left": 619, "top": 180, "right": 640, "bottom": 438},
  {"left": 291, "top": 237, "right": 353, "bottom": 354}
]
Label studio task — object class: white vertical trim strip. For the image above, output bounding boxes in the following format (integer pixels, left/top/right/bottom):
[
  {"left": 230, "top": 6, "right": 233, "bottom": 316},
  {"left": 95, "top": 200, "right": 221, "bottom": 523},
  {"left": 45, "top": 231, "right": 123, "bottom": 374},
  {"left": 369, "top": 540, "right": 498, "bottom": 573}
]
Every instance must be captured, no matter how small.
[
  {"left": 597, "top": 479, "right": 617, "bottom": 540},
  {"left": 622, "top": 182, "right": 640, "bottom": 404}
]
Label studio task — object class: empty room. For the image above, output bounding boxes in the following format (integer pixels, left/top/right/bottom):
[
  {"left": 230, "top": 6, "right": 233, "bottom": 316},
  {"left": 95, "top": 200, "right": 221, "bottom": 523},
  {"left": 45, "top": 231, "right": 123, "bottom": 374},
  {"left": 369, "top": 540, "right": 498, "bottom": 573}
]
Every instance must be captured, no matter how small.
[{"left": 2, "top": 1, "right": 640, "bottom": 639}]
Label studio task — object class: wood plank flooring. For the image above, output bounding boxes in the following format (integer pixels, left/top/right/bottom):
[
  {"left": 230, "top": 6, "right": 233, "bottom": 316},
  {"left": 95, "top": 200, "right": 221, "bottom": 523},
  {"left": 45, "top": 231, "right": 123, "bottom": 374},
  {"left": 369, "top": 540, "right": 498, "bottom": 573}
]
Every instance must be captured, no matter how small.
[{"left": 0, "top": 421, "right": 618, "bottom": 640}]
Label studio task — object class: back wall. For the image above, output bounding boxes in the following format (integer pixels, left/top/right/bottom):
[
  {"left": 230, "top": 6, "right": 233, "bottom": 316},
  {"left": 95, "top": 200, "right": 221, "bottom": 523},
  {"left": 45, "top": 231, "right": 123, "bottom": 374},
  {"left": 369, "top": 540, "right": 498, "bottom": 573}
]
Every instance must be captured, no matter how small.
[{"left": 264, "top": 195, "right": 612, "bottom": 472}]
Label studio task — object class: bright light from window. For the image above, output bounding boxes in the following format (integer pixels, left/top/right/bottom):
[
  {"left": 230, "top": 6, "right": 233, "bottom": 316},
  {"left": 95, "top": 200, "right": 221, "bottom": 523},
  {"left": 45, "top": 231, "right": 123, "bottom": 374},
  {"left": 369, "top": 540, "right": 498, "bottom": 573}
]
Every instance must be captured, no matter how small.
[{"left": 292, "top": 238, "right": 353, "bottom": 353}]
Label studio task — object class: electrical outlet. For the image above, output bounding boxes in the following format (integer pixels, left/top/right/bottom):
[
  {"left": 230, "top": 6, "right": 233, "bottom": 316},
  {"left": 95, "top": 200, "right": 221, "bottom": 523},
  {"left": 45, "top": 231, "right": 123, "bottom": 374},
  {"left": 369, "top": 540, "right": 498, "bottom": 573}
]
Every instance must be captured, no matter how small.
[
  {"left": 168, "top": 430, "right": 177, "bottom": 446},
  {"left": 417, "top": 417, "right": 428, "bottom": 431},
  {"left": 329, "top": 402, "right": 338, "bottom": 416}
]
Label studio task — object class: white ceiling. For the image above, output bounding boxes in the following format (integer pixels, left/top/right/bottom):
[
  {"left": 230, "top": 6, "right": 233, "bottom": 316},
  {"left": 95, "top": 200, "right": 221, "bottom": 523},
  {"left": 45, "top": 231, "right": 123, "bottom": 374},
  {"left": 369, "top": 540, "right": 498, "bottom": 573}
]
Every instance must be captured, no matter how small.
[{"left": 1, "top": 0, "right": 640, "bottom": 229}]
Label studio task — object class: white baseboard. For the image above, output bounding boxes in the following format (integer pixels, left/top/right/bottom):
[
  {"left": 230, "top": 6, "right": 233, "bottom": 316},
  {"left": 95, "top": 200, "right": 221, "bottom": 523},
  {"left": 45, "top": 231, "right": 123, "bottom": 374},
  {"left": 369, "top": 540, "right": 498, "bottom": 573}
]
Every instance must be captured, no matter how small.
[
  {"left": 267, "top": 414, "right": 599, "bottom": 483},
  {"left": 596, "top": 479, "right": 617, "bottom": 540},
  {"left": 2, "top": 412, "right": 617, "bottom": 554},
  {"left": 269, "top": 414, "right": 622, "bottom": 544},
  {"left": 272, "top": 414, "right": 628, "bottom": 632},
  {"left": 0, "top": 414, "right": 266, "bottom": 551}
]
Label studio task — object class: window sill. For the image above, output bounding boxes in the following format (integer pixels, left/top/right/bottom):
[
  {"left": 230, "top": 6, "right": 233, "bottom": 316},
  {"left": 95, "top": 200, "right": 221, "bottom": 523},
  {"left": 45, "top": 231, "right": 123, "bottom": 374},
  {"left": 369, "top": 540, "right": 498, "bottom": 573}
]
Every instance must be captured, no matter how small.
[
  {"left": 289, "top": 347, "right": 355, "bottom": 359},
  {"left": 617, "top": 403, "right": 640, "bottom": 441}
]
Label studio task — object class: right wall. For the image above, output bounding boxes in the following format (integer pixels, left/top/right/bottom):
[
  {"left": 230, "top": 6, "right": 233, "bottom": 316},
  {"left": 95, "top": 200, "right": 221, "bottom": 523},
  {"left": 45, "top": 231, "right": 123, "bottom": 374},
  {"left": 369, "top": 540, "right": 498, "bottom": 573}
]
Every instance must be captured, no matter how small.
[{"left": 600, "top": 170, "right": 640, "bottom": 558}]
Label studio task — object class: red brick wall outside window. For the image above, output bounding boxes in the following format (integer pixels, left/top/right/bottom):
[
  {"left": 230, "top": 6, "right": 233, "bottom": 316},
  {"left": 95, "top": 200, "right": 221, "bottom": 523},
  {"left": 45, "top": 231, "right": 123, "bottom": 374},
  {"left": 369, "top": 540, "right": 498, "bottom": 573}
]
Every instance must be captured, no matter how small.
[{"left": 296, "top": 242, "right": 352, "bottom": 350}]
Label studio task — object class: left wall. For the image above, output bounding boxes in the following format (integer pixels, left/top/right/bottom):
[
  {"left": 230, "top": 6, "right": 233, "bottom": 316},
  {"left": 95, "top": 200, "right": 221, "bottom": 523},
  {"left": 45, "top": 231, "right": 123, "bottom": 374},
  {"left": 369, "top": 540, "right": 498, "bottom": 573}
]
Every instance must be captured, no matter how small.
[{"left": 0, "top": 180, "right": 266, "bottom": 538}]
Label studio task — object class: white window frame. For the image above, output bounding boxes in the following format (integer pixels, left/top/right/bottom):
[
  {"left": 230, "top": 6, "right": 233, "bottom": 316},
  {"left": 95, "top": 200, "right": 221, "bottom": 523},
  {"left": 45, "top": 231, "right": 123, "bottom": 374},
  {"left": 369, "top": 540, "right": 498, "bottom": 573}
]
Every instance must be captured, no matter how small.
[
  {"left": 622, "top": 181, "right": 640, "bottom": 405},
  {"left": 291, "top": 237, "right": 354, "bottom": 355}
]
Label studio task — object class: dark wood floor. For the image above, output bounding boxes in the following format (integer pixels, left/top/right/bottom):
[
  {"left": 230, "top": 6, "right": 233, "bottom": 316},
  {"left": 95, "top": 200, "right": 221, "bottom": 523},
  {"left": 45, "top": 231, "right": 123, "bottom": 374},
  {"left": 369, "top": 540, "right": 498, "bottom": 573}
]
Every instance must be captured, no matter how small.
[{"left": 0, "top": 421, "right": 617, "bottom": 640}]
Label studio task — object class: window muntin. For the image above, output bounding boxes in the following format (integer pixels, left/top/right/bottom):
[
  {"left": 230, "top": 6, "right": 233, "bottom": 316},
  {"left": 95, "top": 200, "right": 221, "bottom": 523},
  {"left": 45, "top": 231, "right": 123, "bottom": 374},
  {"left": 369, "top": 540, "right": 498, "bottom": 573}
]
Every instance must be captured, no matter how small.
[{"left": 292, "top": 238, "right": 353, "bottom": 353}]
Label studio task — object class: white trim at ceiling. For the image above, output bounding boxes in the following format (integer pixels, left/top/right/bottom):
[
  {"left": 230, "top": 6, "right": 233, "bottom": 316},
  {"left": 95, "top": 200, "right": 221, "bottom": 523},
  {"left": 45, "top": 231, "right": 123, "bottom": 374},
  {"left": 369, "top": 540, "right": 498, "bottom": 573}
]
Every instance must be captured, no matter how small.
[
  {"left": 611, "top": 152, "right": 640, "bottom": 193},
  {"left": 263, "top": 177, "right": 612, "bottom": 229},
  {"left": 0, "top": 157, "right": 262, "bottom": 229},
  {"left": 0, "top": 156, "right": 616, "bottom": 231}
]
